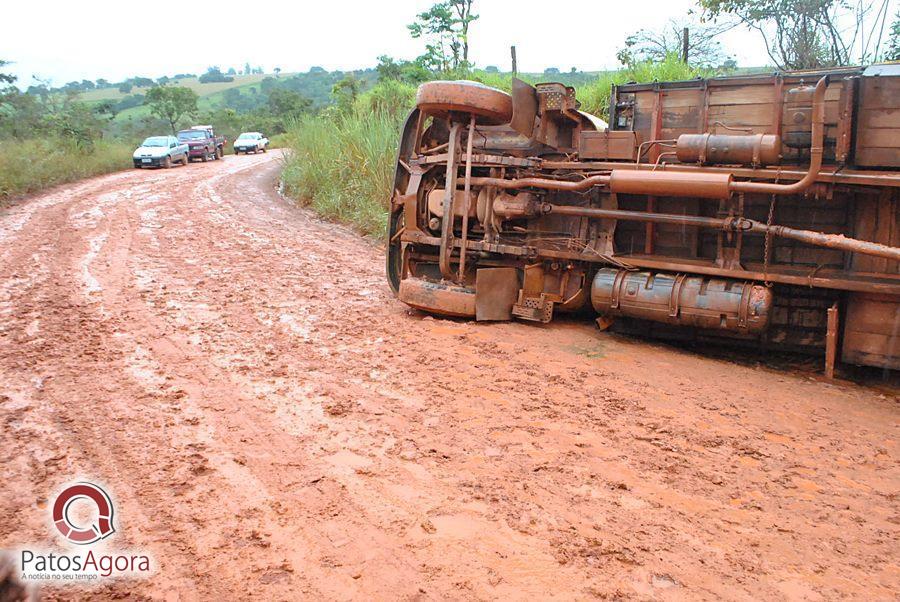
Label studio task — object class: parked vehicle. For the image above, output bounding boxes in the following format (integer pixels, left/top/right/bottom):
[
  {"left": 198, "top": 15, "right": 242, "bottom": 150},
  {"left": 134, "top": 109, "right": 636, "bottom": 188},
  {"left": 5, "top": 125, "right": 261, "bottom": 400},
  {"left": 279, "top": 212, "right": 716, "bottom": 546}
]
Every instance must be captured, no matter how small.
[
  {"left": 388, "top": 67, "right": 900, "bottom": 372},
  {"left": 177, "top": 126, "right": 226, "bottom": 162},
  {"left": 234, "top": 132, "right": 269, "bottom": 154},
  {"left": 132, "top": 135, "right": 189, "bottom": 169}
]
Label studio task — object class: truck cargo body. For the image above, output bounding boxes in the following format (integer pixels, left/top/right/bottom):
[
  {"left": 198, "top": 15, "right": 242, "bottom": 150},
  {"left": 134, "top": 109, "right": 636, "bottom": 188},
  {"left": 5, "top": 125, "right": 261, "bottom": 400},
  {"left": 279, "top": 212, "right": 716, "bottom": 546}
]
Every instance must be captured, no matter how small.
[{"left": 387, "top": 67, "right": 900, "bottom": 371}]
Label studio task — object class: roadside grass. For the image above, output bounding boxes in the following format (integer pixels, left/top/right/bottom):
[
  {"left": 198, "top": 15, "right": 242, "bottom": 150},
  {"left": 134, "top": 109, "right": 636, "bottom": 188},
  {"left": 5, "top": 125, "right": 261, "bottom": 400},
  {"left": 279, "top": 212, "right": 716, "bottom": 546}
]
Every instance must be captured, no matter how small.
[
  {"left": 267, "top": 133, "right": 291, "bottom": 149},
  {"left": 280, "top": 98, "right": 408, "bottom": 239},
  {"left": 0, "top": 138, "right": 133, "bottom": 201}
]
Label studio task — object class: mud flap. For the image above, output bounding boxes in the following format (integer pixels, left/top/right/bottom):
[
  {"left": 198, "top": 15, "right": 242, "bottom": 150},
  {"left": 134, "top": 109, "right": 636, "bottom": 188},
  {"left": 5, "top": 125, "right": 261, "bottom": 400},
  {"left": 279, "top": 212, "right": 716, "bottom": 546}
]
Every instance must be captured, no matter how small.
[{"left": 475, "top": 268, "right": 520, "bottom": 321}]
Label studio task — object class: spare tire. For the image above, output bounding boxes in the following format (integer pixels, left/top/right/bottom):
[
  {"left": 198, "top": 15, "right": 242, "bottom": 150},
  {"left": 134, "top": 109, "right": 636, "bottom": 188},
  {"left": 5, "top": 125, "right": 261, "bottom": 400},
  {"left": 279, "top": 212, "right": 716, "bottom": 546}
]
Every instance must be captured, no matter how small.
[{"left": 416, "top": 80, "right": 513, "bottom": 125}]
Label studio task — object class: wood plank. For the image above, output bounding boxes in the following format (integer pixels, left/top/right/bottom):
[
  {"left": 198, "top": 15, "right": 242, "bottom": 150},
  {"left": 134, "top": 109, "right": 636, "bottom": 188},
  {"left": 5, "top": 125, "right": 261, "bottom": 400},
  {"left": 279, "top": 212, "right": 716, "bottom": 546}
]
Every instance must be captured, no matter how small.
[
  {"left": 859, "top": 78, "right": 900, "bottom": 110},
  {"left": 659, "top": 89, "right": 704, "bottom": 108},
  {"left": 855, "top": 147, "right": 900, "bottom": 167},
  {"left": 661, "top": 105, "right": 701, "bottom": 130},
  {"left": 707, "top": 104, "right": 773, "bottom": 128},
  {"left": 708, "top": 87, "right": 775, "bottom": 106},
  {"left": 844, "top": 299, "right": 900, "bottom": 333},
  {"left": 857, "top": 108, "right": 900, "bottom": 130},
  {"left": 856, "top": 128, "right": 900, "bottom": 148}
]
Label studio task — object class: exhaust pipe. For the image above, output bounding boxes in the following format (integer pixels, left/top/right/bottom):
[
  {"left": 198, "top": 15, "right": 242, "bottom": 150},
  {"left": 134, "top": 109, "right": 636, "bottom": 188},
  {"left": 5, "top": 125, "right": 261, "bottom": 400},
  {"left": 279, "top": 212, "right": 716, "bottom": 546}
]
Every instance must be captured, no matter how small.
[{"left": 468, "top": 76, "right": 831, "bottom": 201}]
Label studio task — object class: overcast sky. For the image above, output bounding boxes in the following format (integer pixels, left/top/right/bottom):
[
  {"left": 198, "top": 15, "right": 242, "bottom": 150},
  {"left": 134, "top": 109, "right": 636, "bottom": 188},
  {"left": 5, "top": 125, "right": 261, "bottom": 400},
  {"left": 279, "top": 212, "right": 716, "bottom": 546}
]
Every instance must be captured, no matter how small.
[{"left": 0, "top": 0, "right": 857, "bottom": 86}]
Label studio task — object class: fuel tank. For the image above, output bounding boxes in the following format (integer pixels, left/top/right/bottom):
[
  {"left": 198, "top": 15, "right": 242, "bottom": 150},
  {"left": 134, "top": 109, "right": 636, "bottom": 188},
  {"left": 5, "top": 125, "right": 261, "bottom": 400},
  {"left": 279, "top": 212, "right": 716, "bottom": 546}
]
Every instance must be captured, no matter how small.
[{"left": 591, "top": 269, "right": 773, "bottom": 334}]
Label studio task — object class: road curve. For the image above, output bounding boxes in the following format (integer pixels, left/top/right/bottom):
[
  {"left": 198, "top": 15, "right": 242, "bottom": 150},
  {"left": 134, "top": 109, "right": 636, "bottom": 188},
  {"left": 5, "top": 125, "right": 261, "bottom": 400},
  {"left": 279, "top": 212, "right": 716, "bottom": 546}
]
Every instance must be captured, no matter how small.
[{"left": 0, "top": 152, "right": 897, "bottom": 600}]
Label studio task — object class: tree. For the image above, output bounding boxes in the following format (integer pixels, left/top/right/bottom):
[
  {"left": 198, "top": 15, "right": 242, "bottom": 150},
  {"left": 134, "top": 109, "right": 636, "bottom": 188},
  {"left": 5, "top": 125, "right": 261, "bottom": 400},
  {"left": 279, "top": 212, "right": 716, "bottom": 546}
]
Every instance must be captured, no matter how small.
[
  {"left": 118, "top": 82, "right": 133, "bottom": 94},
  {"left": 544, "top": 67, "right": 561, "bottom": 75},
  {"left": 267, "top": 88, "right": 311, "bottom": 118},
  {"left": 274, "top": 67, "right": 282, "bottom": 78},
  {"left": 0, "top": 60, "right": 16, "bottom": 87},
  {"left": 699, "top": 0, "right": 880, "bottom": 70},
  {"left": 618, "top": 18, "right": 733, "bottom": 67},
  {"left": 94, "top": 99, "right": 117, "bottom": 118},
  {"left": 227, "top": 67, "right": 237, "bottom": 76},
  {"left": 448, "top": 0, "right": 478, "bottom": 65},
  {"left": 331, "top": 74, "right": 360, "bottom": 114},
  {"left": 144, "top": 85, "right": 199, "bottom": 133},
  {"left": 199, "top": 66, "right": 233, "bottom": 83},
  {"left": 376, "top": 55, "right": 432, "bottom": 84},
  {"left": 244, "top": 62, "right": 252, "bottom": 75},
  {"left": 887, "top": 11, "right": 900, "bottom": 61},
  {"left": 408, "top": 0, "right": 478, "bottom": 73},
  {"left": 376, "top": 55, "right": 403, "bottom": 81}
]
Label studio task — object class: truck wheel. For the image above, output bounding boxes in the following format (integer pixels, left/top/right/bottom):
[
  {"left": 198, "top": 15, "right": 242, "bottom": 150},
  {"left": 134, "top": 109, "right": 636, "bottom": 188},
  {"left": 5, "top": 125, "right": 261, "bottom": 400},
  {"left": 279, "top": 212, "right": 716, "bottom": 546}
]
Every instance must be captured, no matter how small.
[
  {"left": 202, "top": 152, "right": 209, "bottom": 162},
  {"left": 386, "top": 210, "right": 405, "bottom": 294},
  {"left": 262, "top": 146, "right": 267, "bottom": 153},
  {"left": 215, "top": 147, "right": 223, "bottom": 160},
  {"left": 416, "top": 80, "right": 513, "bottom": 125},
  {"left": 164, "top": 156, "right": 173, "bottom": 169},
  {"left": 181, "top": 154, "right": 189, "bottom": 166}
]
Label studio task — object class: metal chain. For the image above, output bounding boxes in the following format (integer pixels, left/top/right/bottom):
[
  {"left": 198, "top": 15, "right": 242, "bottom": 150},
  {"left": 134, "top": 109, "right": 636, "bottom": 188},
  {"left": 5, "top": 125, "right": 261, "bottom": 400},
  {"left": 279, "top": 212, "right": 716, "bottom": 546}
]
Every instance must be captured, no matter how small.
[{"left": 763, "top": 194, "right": 776, "bottom": 287}]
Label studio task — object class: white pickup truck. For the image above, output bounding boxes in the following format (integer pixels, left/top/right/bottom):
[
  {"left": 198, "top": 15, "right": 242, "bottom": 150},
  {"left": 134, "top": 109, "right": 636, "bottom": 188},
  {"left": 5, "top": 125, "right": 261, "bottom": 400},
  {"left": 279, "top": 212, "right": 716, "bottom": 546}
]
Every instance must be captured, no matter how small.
[{"left": 132, "top": 136, "right": 189, "bottom": 169}]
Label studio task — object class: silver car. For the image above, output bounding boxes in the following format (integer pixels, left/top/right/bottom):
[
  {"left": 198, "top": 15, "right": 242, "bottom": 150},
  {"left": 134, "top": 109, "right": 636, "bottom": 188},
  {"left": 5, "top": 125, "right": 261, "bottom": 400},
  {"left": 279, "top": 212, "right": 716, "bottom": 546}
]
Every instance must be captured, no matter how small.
[{"left": 133, "top": 136, "right": 189, "bottom": 169}]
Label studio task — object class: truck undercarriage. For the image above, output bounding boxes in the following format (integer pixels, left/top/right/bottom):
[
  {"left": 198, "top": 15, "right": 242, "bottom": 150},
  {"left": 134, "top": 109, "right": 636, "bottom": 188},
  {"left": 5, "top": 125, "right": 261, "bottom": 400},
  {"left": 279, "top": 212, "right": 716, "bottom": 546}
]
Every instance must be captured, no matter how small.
[{"left": 387, "top": 67, "right": 900, "bottom": 372}]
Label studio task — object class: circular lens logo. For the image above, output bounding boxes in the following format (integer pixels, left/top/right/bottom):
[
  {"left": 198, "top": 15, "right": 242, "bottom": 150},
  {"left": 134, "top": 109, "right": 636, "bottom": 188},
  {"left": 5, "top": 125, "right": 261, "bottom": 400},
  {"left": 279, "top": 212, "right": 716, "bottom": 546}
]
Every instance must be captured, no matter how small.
[{"left": 52, "top": 482, "right": 115, "bottom": 545}]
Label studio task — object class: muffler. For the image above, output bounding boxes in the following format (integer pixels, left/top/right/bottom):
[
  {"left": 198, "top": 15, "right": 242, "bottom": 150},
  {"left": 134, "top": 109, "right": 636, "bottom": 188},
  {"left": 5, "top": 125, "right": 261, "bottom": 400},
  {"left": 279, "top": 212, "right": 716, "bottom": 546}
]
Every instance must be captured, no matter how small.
[{"left": 591, "top": 269, "right": 773, "bottom": 334}]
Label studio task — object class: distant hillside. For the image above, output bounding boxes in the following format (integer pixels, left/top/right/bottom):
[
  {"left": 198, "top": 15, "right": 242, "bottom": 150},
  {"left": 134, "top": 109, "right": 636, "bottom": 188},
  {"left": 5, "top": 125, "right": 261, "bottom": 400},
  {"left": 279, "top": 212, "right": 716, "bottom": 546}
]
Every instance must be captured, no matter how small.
[
  {"left": 71, "top": 65, "right": 773, "bottom": 124},
  {"left": 75, "top": 70, "right": 383, "bottom": 121}
]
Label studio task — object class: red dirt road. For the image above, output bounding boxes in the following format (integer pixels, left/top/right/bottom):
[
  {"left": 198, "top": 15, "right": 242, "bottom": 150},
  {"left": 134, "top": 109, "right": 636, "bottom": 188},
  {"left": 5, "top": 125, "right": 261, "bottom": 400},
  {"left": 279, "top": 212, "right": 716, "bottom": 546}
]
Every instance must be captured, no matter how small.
[{"left": 0, "top": 152, "right": 897, "bottom": 600}]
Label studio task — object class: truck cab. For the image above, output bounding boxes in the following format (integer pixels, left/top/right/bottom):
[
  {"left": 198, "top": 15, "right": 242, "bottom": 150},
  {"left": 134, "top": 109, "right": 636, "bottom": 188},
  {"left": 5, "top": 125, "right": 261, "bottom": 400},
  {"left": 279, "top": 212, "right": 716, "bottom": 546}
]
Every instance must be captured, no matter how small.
[{"left": 177, "top": 126, "right": 227, "bottom": 162}]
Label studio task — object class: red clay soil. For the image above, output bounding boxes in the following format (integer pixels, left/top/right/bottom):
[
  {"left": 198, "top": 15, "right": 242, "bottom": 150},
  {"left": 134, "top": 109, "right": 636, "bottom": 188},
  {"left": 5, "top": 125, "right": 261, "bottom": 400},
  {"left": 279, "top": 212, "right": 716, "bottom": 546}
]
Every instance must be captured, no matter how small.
[{"left": 0, "top": 152, "right": 897, "bottom": 601}]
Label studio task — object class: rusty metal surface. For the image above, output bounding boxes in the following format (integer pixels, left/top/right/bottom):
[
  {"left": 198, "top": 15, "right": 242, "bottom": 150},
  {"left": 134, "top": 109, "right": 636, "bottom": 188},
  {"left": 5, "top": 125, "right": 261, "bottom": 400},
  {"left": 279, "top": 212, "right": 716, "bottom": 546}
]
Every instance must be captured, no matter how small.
[
  {"left": 475, "top": 268, "right": 520, "bottom": 321},
  {"left": 591, "top": 269, "right": 773, "bottom": 334},
  {"left": 609, "top": 170, "right": 733, "bottom": 199},
  {"left": 398, "top": 278, "right": 475, "bottom": 318},
  {"left": 390, "top": 69, "right": 900, "bottom": 370},
  {"left": 416, "top": 80, "right": 513, "bottom": 125},
  {"left": 676, "top": 133, "right": 781, "bottom": 166}
]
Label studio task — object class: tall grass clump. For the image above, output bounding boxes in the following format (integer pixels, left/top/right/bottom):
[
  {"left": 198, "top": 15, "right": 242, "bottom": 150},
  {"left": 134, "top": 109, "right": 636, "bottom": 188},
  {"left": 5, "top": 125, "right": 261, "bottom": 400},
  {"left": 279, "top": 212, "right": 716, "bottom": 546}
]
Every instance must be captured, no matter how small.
[
  {"left": 578, "top": 54, "right": 717, "bottom": 119},
  {"left": 281, "top": 81, "right": 415, "bottom": 238},
  {"left": 0, "top": 138, "right": 133, "bottom": 201}
]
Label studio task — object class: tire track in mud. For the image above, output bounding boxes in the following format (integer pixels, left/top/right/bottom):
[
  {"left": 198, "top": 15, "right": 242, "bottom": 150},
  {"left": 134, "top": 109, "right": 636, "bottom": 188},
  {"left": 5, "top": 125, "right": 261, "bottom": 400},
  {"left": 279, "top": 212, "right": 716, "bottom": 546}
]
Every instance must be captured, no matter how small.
[{"left": 0, "top": 153, "right": 897, "bottom": 601}]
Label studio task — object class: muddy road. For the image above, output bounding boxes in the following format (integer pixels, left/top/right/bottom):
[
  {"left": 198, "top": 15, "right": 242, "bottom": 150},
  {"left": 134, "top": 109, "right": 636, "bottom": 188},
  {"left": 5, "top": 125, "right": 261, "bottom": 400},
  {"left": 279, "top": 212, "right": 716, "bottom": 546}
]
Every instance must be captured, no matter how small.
[{"left": 0, "top": 152, "right": 897, "bottom": 600}]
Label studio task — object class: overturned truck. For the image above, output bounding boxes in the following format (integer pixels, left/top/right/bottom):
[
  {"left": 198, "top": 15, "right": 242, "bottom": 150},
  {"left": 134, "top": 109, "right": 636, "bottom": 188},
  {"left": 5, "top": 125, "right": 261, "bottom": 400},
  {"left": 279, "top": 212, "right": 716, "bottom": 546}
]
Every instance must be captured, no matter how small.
[{"left": 387, "top": 65, "right": 900, "bottom": 371}]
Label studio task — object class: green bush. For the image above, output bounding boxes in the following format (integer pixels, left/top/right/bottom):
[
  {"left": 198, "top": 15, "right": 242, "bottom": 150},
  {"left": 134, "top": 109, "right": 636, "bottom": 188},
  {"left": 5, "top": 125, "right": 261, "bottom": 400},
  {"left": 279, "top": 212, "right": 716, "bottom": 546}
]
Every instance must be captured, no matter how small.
[{"left": 0, "top": 138, "right": 132, "bottom": 201}]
